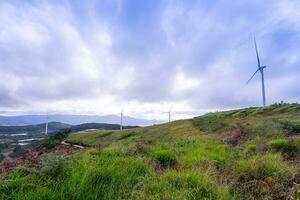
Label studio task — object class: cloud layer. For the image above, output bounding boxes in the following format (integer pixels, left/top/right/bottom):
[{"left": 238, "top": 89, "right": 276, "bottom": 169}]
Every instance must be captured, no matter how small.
[{"left": 0, "top": 0, "right": 299, "bottom": 119}]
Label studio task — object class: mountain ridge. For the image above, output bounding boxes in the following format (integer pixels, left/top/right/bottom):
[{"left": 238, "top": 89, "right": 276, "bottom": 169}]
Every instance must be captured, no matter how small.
[
  {"left": 0, "top": 121, "right": 139, "bottom": 135},
  {"left": 0, "top": 114, "right": 163, "bottom": 126}
]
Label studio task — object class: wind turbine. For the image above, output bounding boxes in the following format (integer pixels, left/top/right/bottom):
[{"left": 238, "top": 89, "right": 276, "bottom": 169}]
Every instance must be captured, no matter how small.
[
  {"left": 247, "top": 37, "right": 267, "bottom": 107},
  {"left": 120, "top": 105, "right": 125, "bottom": 131},
  {"left": 45, "top": 112, "right": 48, "bottom": 135},
  {"left": 163, "top": 105, "right": 173, "bottom": 123}
]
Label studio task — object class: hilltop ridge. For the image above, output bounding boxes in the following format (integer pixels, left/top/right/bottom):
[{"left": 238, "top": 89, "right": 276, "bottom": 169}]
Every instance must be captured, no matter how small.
[{"left": 1, "top": 103, "right": 300, "bottom": 200}]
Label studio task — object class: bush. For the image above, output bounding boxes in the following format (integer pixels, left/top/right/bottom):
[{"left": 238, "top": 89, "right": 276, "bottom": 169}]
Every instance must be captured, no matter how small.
[
  {"left": 39, "top": 154, "right": 67, "bottom": 179},
  {"left": 292, "top": 137, "right": 300, "bottom": 151},
  {"left": 245, "top": 144, "right": 256, "bottom": 155},
  {"left": 154, "top": 150, "right": 177, "bottom": 167},
  {"left": 140, "top": 170, "right": 230, "bottom": 199},
  {"left": 281, "top": 120, "right": 300, "bottom": 133},
  {"left": 269, "top": 139, "right": 296, "bottom": 152},
  {"left": 52, "top": 129, "right": 71, "bottom": 140},
  {"left": 163, "top": 171, "right": 219, "bottom": 199},
  {"left": 38, "top": 130, "right": 71, "bottom": 150},
  {"left": 232, "top": 154, "right": 294, "bottom": 199}
]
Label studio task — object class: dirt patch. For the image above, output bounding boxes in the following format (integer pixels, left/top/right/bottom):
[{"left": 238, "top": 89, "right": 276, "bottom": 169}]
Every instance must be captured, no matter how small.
[
  {"left": 221, "top": 128, "right": 245, "bottom": 145},
  {"left": 53, "top": 144, "right": 76, "bottom": 155},
  {"left": 0, "top": 142, "right": 83, "bottom": 174},
  {"left": 0, "top": 148, "right": 42, "bottom": 173}
]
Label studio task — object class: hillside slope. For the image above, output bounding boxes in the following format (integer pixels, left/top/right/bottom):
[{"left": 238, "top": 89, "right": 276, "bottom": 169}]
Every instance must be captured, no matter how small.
[{"left": 1, "top": 103, "right": 300, "bottom": 200}]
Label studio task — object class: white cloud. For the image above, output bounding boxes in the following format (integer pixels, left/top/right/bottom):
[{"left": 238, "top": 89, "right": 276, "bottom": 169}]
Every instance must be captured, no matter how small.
[{"left": 0, "top": 0, "right": 299, "bottom": 120}]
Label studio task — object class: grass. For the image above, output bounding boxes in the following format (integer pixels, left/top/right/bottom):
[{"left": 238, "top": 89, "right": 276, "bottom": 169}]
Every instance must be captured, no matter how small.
[
  {"left": 1, "top": 103, "right": 300, "bottom": 199},
  {"left": 269, "top": 138, "right": 296, "bottom": 152},
  {"left": 153, "top": 149, "right": 177, "bottom": 168}
]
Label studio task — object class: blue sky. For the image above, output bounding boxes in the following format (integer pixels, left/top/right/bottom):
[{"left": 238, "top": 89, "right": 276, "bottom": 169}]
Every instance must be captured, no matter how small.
[{"left": 0, "top": 0, "right": 299, "bottom": 119}]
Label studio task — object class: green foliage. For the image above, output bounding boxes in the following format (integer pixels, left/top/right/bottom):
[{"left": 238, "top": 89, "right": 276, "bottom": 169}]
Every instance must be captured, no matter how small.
[
  {"left": 269, "top": 139, "right": 296, "bottom": 152},
  {"left": 232, "top": 154, "right": 294, "bottom": 199},
  {"left": 292, "top": 137, "right": 300, "bottom": 151},
  {"left": 38, "top": 130, "right": 71, "bottom": 150},
  {"left": 153, "top": 149, "right": 177, "bottom": 167},
  {"left": 233, "top": 154, "right": 293, "bottom": 182},
  {"left": 193, "top": 113, "right": 237, "bottom": 133},
  {"left": 244, "top": 144, "right": 256, "bottom": 155},
  {"left": 139, "top": 170, "right": 230, "bottom": 200},
  {"left": 178, "top": 138, "right": 231, "bottom": 169},
  {"left": 281, "top": 120, "right": 300, "bottom": 133},
  {"left": 0, "top": 151, "right": 150, "bottom": 200},
  {"left": 39, "top": 154, "right": 67, "bottom": 179}
]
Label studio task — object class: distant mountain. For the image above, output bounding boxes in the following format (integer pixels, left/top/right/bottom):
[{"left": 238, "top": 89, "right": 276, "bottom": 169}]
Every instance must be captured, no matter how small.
[
  {"left": 0, "top": 122, "right": 71, "bottom": 135},
  {"left": 0, "top": 114, "right": 163, "bottom": 126},
  {"left": 0, "top": 122, "right": 139, "bottom": 135}
]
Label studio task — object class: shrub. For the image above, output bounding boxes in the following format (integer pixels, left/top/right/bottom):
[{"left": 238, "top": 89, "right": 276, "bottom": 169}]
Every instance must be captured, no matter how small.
[
  {"left": 179, "top": 139, "right": 230, "bottom": 169},
  {"left": 163, "top": 171, "right": 219, "bottom": 199},
  {"left": 245, "top": 144, "right": 256, "bottom": 155},
  {"left": 52, "top": 129, "right": 71, "bottom": 140},
  {"left": 269, "top": 139, "right": 296, "bottom": 152},
  {"left": 39, "top": 154, "right": 67, "bottom": 179},
  {"left": 154, "top": 150, "right": 177, "bottom": 167},
  {"left": 38, "top": 130, "right": 71, "bottom": 150},
  {"left": 292, "top": 137, "right": 300, "bottom": 151},
  {"left": 140, "top": 170, "right": 230, "bottom": 200},
  {"left": 232, "top": 154, "right": 294, "bottom": 199},
  {"left": 281, "top": 120, "right": 300, "bottom": 133}
]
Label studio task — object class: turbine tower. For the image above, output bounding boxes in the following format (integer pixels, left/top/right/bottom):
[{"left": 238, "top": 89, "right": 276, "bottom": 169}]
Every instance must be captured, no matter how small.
[
  {"left": 168, "top": 105, "right": 172, "bottom": 122},
  {"left": 120, "top": 106, "right": 125, "bottom": 131},
  {"left": 247, "top": 37, "right": 267, "bottom": 107},
  {"left": 45, "top": 113, "right": 48, "bottom": 135},
  {"left": 163, "top": 105, "right": 173, "bottom": 123}
]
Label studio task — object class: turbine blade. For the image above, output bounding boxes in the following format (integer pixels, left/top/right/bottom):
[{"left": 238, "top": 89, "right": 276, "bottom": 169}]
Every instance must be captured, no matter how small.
[
  {"left": 246, "top": 68, "right": 260, "bottom": 84},
  {"left": 254, "top": 37, "right": 260, "bottom": 68},
  {"left": 169, "top": 105, "right": 173, "bottom": 112}
]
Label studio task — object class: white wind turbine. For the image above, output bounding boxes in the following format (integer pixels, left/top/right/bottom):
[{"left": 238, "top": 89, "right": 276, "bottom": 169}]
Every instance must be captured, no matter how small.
[
  {"left": 45, "top": 112, "right": 48, "bottom": 135},
  {"left": 247, "top": 37, "right": 267, "bottom": 107},
  {"left": 120, "top": 105, "right": 125, "bottom": 131},
  {"left": 163, "top": 105, "right": 173, "bottom": 123}
]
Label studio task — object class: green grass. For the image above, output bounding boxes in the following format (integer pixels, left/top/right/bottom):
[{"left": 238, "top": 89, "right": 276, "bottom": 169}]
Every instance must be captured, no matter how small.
[
  {"left": 269, "top": 138, "right": 296, "bottom": 152},
  {"left": 153, "top": 149, "right": 177, "bottom": 168},
  {"left": 1, "top": 104, "right": 300, "bottom": 199}
]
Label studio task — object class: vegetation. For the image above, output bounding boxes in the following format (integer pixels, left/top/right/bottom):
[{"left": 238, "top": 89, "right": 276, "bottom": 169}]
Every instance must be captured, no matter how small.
[
  {"left": 153, "top": 149, "right": 177, "bottom": 167},
  {"left": 36, "top": 130, "right": 71, "bottom": 150},
  {"left": 1, "top": 103, "right": 300, "bottom": 199}
]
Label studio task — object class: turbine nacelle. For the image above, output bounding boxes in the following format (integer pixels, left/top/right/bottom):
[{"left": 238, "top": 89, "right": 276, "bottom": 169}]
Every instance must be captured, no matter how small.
[{"left": 259, "top": 65, "right": 266, "bottom": 70}]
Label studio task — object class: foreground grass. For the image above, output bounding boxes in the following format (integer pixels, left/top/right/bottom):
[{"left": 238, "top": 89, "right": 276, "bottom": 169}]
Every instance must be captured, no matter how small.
[{"left": 1, "top": 103, "right": 300, "bottom": 199}]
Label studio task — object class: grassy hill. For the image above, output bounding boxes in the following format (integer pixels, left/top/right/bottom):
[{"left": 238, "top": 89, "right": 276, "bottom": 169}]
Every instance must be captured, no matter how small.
[{"left": 1, "top": 103, "right": 300, "bottom": 199}]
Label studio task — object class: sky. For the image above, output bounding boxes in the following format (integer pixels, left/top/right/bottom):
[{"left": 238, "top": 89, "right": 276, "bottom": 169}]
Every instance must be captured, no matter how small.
[{"left": 0, "top": 0, "right": 299, "bottom": 120}]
